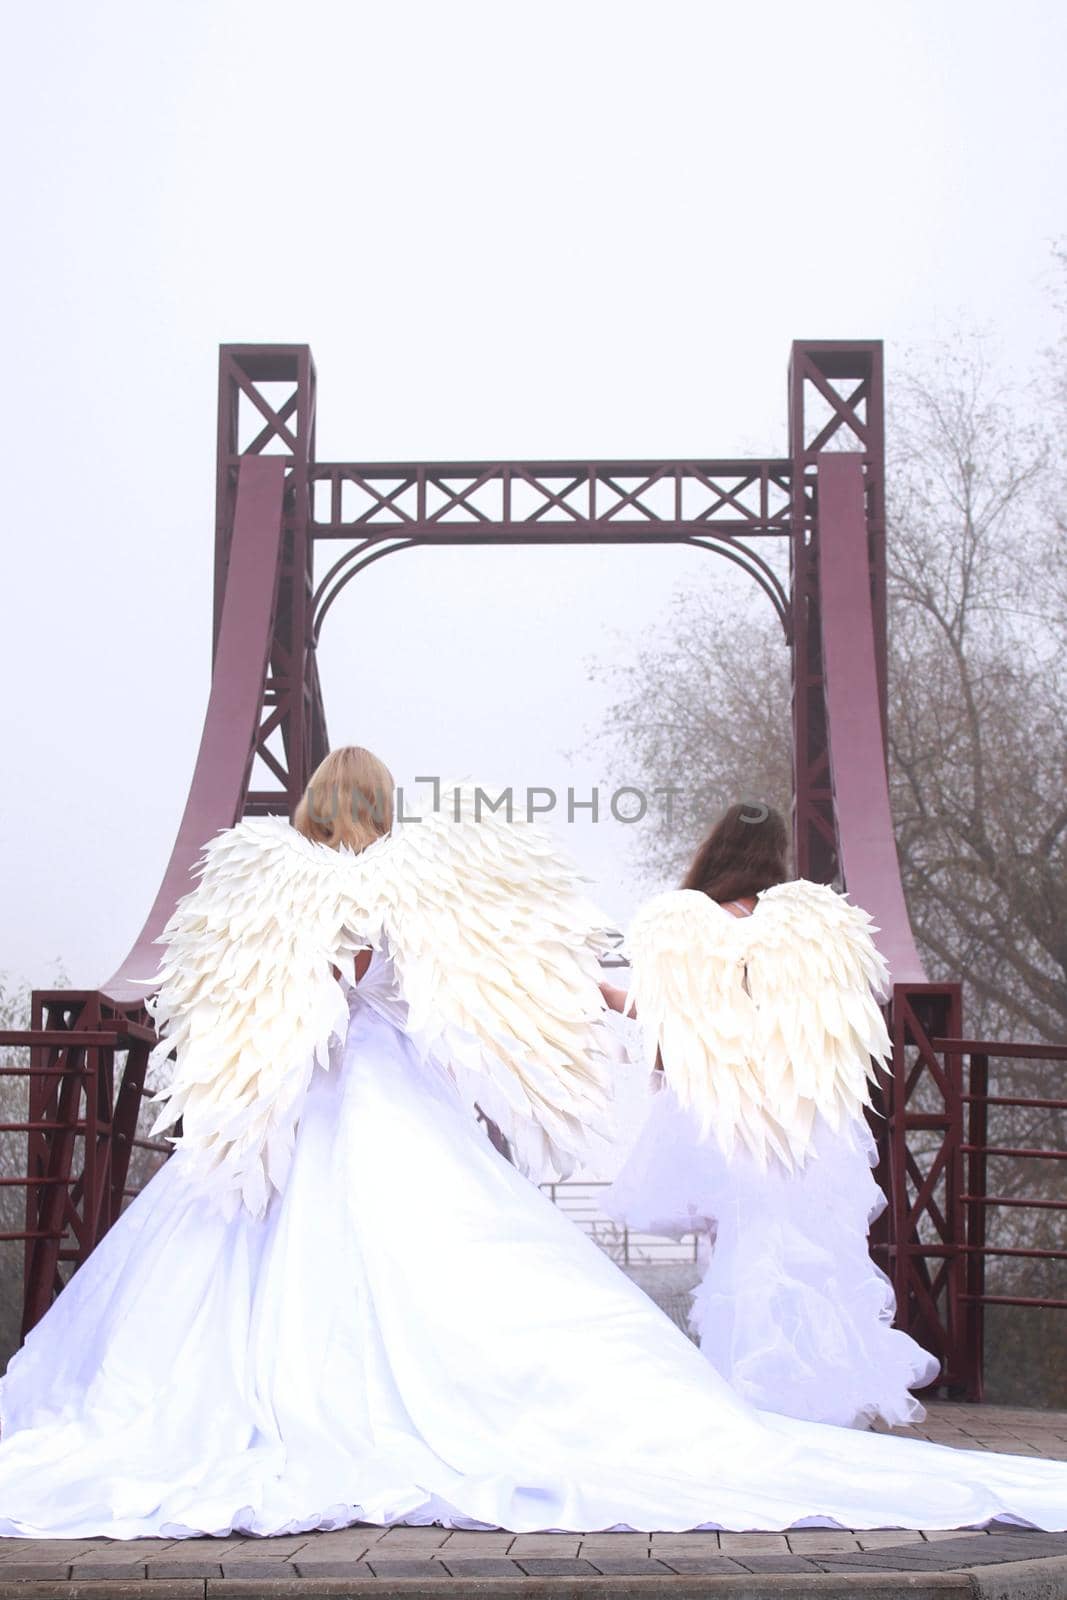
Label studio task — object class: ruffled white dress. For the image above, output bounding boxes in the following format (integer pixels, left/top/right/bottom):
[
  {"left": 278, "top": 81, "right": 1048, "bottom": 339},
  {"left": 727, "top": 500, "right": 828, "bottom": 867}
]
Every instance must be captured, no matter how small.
[
  {"left": 605, "top": 1075, "right": 941, "bottom": 1427},
  {"left": 0, "top": 950, "right": 1063, "bottom": 1538}
]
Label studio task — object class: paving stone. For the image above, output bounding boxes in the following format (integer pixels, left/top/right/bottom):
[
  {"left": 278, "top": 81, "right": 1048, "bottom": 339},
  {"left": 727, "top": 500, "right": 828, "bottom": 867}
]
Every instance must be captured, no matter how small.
[
  {"left": 147, "top": 1561, "right": 226, "bottom": 1578},
  {"left": 650, "top": 1535, "right": 723, "bottom": 1549},
  {"left": 0, "top": 1562, "right": 73, "bottom": 1582},
  {"left": 292, "top": 1559, "right": 378, "bottom": 1578},
  {"left": 786, "top": 1532, "right": 862, "bottom": 1551},
  {"left": 579, "top": 1533, "right": 654, "bottom": 1549},
  {"left": 646, "top": 1529, "right": 729, "bottom": 1555},
  {"left": 71, "top": 1582, "right": 202, "bottom": 1597},
  {"left": 657, "top": 1555, "right": 750, "bottom": 1574},
  {"left": 321, "top": 1529, "right": 388, "bottom": 1542},
  {"left": 438, "top": 1557, "right": 524, "bottom": 1577},
  {"left": 146, "top": 1539, "right": 247, "bottom": 1558},
  {"left": 963, "top": 1535, "right": 1067, "bottom": 1563},
  {"left": 507, "top": 1535, "right": 583, "bottom": 1556},
  {"left": 585, "top": 1556, "right": 677, "bottom": 1575},
  {"left": 720, "top": 1532, "right": 792, "bottom": 1552},
  {"left": 285, "top": 1535, "right": 375, "bottom": 1558},
  {"left": 70, "top": 1559, "right": 149, "bottom": 1578},
  {"left": 750, "top": 1554, "right": 843, "bottom": 1573},
  {"left": 231, "top": 1537, "right": 313, "bottom": 1557},
  {"left": 858, "top": 1531, "right": 926, "bottom": 1548},
  {"left": 373, "top": 1531, "right": 450, "bottom": 1551},
  {"left": 366, "top": 1557, "right": 447, "bottom": 1577},
  {"left": 438, "top": 1533, "right": 515, "bottom": 1553},
  {"left": 514, "top": 1556, "right": 600, "bottom": 1576},
  {"left": 221, "top": 1559, "right": 300, "bottom": 1577},
  {"left": 211, "top": 1584, "right": 370, "bottom": 1600},
  {"left": 816, "top": 1534, "right": 1067, "bottom": 1571},
  {"left": 79, "top": 1539, "right": 175, "bottom": 1553},
  {"left": 0, "top": 1541, "right": 104, "bottom": 1560},
  {"left": 372, "top": 1544, "right": 452, "bottom": 1556}
]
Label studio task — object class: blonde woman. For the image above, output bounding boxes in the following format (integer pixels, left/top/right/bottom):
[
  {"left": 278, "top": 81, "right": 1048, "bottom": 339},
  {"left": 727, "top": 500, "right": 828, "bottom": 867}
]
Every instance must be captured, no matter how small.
[{"left": 0, "top": 753, "right": 1063, "bottom": 1539}]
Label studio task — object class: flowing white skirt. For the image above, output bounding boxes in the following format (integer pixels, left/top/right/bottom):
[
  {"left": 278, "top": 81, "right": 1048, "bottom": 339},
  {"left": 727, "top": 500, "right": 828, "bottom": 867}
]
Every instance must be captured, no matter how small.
[
  {"left": 0, "top": 999, "right": 1064, "bottom": 1539},
  {"left": 605, "top": 1081, "right": 941, "bottom": 1428}
]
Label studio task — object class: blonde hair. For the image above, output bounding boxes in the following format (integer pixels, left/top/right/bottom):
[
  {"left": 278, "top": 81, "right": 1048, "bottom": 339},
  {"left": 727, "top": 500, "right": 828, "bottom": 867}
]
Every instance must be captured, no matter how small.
[{"left": 293, "top": 746, "right": 395, "bottom": 853}]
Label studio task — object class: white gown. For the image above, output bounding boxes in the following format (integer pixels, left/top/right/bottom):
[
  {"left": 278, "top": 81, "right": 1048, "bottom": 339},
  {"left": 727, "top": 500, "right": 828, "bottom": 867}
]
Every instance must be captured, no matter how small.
[
  {"left": 0, "top": 951, "right": 1064, "bottom": 1539},
  {"left": 605, "top": 1077, "right": 941, "bottom": 1428}
]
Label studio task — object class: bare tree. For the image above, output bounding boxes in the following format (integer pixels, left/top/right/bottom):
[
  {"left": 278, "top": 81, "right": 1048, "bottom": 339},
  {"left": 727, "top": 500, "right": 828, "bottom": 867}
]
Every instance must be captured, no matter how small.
[
  {"left": 887, "top": 338, "right": 1065, "bottom": 1043},
  {"left": 591, "top": 591, "right": 793, "bottom": 889}
]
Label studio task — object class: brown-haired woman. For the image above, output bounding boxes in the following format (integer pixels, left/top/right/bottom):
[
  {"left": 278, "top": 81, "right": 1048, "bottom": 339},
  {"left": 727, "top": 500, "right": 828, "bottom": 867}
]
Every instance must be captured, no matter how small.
[{"left": 603, "top": 802, "right": 940, "bottom": 1430}]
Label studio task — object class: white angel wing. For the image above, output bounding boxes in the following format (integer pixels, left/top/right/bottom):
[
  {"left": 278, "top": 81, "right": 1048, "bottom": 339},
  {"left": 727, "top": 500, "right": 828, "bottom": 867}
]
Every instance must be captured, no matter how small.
[
  {"left": 139, "top": 816, "right": 370, "bottom": 1221},
  {"left": 624, "top": 889, "right": 794, "bottom": 1167},
  {"left": 624, "top": 880, "right": 891, "bottom": 1171},
  {"left": 138, "top": 787, "right": 617, "bottom": 1219},
  {"left": 743, "top": 879, "right": 891, "bottom": 1152},
  {"left": 353, "top": 782, "right": 618, "bottom": 1181}
]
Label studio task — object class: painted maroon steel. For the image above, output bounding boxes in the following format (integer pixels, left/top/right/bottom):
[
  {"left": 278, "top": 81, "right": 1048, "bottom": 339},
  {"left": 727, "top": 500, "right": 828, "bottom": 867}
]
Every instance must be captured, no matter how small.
[
  {"left": 310, "top": 517, "right": 793, "bottom": 640},
  {"left": 789, "top": 342, "right": 887, "bottom": 886},
  {"left": 955, "top": 1042, "right": 1067, "bottom": 1398},
  {"left": 213, "top": 347, "right": 327, "bottom": 824},
  {"left": 3, "top": 993, "right": 152, "bottom": 1336},
  {"left": 101, "top": 456, "right": 288, "bottom": 1004},
  {"left": 815, "top": 454, "right": 925, "bottom": 984},
  {"left": 0, "top": 1032, "right": 127, "bottom": 1048}
]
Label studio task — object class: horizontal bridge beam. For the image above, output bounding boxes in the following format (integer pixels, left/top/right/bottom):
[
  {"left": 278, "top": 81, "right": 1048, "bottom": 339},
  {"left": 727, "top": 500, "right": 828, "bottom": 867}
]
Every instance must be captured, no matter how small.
[
  {"left": 310, "top": 456, "right": 793, "bottom": 477},
  {"left": 311, "top": 523, "right": 788, "bottom": 543},
  {"left": 307, "top": 458, "right": 799, "bottom": 538}
]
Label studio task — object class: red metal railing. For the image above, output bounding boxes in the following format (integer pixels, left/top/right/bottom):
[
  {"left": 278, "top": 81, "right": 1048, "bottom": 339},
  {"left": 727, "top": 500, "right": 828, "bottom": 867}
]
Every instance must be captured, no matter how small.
[
  {"left": 939, "top": 1038, "right": 1067, "bottom": 1401},
  {"left": 0, "top": 1016, "right": 154, "bottom": 1336}
]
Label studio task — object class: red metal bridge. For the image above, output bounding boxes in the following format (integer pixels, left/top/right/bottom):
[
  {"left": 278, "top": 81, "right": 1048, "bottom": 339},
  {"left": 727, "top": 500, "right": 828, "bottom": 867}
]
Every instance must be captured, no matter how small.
[{"left": 1, "top": 341, "right": 1063, "bottom": 1397}]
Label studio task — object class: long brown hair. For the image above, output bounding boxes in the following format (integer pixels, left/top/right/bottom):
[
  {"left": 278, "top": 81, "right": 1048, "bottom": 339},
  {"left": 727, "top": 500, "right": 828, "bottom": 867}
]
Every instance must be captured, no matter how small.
[{"left": 682, "top": 802, "right": 789, "bottom": 904}]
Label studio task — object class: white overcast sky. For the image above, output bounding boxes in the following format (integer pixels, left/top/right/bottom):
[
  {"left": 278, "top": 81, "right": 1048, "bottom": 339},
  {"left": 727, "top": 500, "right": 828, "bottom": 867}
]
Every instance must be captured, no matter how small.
[{"left": 1, "top": 0, "right": 1064, "bottom": 993}]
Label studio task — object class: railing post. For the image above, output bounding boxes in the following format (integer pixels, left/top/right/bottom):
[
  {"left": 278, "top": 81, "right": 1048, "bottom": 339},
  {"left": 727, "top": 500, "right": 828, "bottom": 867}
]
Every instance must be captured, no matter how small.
[
  {"left": 966, "top": 1051, "right": 989, "bottom": 1400},
  {"left": 885, "top": 985, "right": 966, "bottom": 1392}
]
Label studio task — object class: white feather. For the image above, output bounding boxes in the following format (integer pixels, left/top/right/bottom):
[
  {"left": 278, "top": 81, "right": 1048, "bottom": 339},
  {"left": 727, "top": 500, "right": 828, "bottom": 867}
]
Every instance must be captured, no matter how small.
[{"left": 624, "top": 880, "right": 892, "bottom": 1173}]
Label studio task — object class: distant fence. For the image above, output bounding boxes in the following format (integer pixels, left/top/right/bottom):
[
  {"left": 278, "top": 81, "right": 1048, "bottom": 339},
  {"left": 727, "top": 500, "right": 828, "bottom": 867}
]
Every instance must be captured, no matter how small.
[
  {"left": 947, "top": 1038, "right": 1067, "bottom": 1401},
  {"left": 539, "top": 1179, "right": 701, "bottom": 1265}
]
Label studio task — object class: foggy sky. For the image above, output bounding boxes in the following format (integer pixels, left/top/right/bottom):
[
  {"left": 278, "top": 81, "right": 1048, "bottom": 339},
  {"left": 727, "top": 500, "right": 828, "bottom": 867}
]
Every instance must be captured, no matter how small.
[{"left": 1, "top": 0, "right": 1065, "bottom": 993}]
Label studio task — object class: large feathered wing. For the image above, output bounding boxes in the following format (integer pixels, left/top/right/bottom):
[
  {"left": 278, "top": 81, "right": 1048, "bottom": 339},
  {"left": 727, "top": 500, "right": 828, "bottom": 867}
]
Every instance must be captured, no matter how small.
[
  {"left": 349, "top": 783, "right": 619, "bottom": 1181},
  {"left": 137, "top": 789, "right": 617, "bottom": 1219},
  {"left": 139, "top": 817, "right": 370, "bottom": 1220},
  {"left": 625, "top": 880, "right": 892, "bottom": 1170},
  {"left": 743, "top": 878, "right": 891, "bottom": 1158},
  {"left": 625, "top": 890, "right": 795, "bottom": 1167}
]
